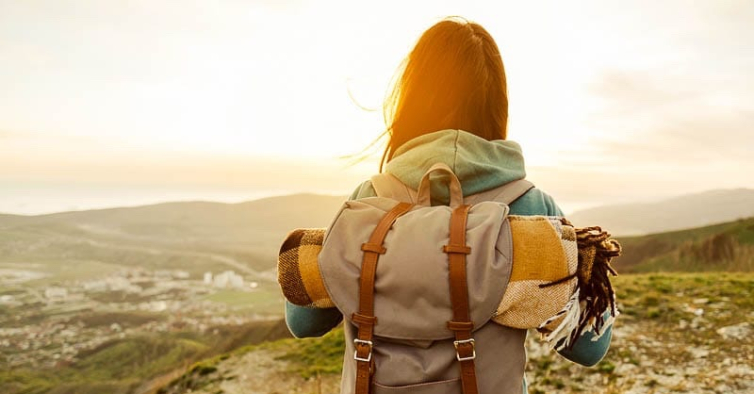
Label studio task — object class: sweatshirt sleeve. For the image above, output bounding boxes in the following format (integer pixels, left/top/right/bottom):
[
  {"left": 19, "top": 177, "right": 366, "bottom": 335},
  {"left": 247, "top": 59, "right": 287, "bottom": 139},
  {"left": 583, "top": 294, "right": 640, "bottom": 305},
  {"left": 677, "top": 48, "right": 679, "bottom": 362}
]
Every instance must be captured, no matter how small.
[
  {"left": 548, "top": 194, "right": 614, "bottom": 366},
  {"left": 526, "top": 190, "right": 615, "bottom": 366},
  {"left": 508, "top": 188, "right": 564, "bottom": 217},
  {"left": 556, "top": 311, "right": 614, "bottom": 366},
  {"left": 285, "top": 301, "right": 343, "bottom": 338},
  {"left": 283, "top": 182, "right": 373, "bottom": 338}
]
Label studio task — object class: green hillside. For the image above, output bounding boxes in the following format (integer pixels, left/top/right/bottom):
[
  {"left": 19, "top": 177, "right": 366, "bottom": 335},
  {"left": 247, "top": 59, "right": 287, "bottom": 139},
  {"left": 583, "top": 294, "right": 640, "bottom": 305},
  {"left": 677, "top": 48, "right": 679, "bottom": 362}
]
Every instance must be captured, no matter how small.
[
  {"left": 0, "top": 194, "right": 346, "bottom": 273},
  {"left": 615, "top": 217, "right": 754, "bottom": 273},
  {"left": 155, "top": 217, "right": 754, "bottom": 394},
  {"left": 0, "top": 319, "right": 292, "bottom": 394},
  {"left": 0, "top": 194, "right": 345, "bottom": 394},
  {"left": 158, "top": 273, "right": 754, "bottom": 394},
  {"left": 3, "top": 201, "right": 752, "bottom": 394}
]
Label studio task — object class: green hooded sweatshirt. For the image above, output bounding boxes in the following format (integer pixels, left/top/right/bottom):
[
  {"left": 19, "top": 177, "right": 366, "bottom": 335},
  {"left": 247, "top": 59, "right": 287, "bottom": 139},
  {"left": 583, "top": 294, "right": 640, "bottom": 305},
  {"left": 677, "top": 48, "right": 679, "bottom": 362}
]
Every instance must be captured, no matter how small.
[
  {"left": 350, "top": 129, "right": 562, "bottom": 215},
  {"left": 284, "top": 129, "right": 612, "bottom": 379}
]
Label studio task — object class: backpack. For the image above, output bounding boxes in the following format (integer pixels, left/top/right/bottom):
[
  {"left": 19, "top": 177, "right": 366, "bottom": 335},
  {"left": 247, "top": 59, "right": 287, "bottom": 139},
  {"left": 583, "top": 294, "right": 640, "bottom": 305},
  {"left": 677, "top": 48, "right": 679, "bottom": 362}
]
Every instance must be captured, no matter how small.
[{"left": 317, "top": 163, "right": 537, "bottom": 394}]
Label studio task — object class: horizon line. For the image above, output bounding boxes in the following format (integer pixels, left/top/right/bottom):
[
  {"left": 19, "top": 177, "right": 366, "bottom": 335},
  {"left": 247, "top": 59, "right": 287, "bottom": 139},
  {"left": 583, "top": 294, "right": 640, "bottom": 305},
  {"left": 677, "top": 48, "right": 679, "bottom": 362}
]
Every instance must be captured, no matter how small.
[{"left": 2, "top": 187, "right": 751, "bottom": 218}]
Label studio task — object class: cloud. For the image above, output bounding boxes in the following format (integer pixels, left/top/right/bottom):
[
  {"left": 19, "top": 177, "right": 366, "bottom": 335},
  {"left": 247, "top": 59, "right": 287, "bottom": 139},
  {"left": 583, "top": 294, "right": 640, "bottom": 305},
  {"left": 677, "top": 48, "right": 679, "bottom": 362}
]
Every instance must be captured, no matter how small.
[
  {"left": 525, "top": 65, "right": 754, "bottom": 213},
  {"left": 587, "top": 71, "right": 703, "bottom": 116},
  {"left": 576, "top": 1, "right": 754, "bottom": 169},
  {"left": 574, "top": 70, "right": 754, "bottom": 166}
]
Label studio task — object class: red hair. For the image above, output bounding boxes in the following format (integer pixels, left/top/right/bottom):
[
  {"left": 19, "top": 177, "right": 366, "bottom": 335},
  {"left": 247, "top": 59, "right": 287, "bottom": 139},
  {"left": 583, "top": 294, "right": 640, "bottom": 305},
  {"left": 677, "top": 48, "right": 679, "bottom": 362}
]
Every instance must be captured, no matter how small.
[{"left": 380, "top": 17, "right": 509, "bottom": 171}]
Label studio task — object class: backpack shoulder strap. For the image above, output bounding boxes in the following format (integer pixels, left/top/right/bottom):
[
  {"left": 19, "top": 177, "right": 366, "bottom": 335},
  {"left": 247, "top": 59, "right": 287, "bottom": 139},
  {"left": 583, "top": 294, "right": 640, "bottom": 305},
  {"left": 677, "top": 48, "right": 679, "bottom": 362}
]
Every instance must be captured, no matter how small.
[
  {"left": 464, "top": 179, "right": 535, "bottom": 206},
  {"left": 445, "top": 204, "right": 480, "bottom": 394},
  {"left": 369, "top": 173, "right": 417, "bottom": 203}
]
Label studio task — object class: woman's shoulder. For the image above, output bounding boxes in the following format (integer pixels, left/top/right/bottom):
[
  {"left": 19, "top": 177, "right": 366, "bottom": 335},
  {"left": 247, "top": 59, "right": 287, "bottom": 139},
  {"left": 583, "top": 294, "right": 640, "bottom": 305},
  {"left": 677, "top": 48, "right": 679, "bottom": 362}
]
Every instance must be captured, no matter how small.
[
  {"left": 349, "top": 180, "right": 377, "bottom": 201},
  {"left": 509, "top": 187, "right": 564, "bottom": 217},
  {"left": 350, "top": 179, "right": 562, "bottom": 217}
]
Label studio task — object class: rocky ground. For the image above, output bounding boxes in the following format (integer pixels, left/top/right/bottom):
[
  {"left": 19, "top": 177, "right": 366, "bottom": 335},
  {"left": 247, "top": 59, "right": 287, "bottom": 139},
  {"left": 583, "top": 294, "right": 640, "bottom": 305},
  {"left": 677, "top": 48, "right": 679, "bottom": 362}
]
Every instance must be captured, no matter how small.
[
  {"left": 160, "top": 347, "right": 341, "bottom": 394},
  {"left": 525, "top": 320, "right": 752, "bottom": 393},
  {"left": 160, "top": 274, "right": 754, "bottom": 394}
]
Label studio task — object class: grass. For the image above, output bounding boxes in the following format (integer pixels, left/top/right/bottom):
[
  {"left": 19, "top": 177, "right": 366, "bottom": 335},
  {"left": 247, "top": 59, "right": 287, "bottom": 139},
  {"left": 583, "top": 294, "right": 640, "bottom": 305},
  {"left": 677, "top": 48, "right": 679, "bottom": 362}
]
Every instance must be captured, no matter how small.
[
  {"left": 76, "top": 335, "right": 207, "bottom": 379},
  {"left": 3, "top": 214, "right": 752, "bottom": 393},
  {"left": 158, "top": 272, "right": 754, "bottom": 393},
  {"left": 272, "top": 327, "right": 346, "bottom": 378},
  {"left": 271, "top": 273, "right": 748, "bottom": 379},
  {"left": 0, "top": 333, "right": 207, "bottom": 394},
  {"left": 524, "top": 272, "right": 754, "bottom": 393},
  {"left": 0, "top": 320, "right": 292, "bottom": 394},
  {"left": 615, "top": 273, "right": 754, "bottom": 327},
  {"left": 201, "top": 285, "right": 283, "bottom": 314},
  {"left": 162, "top": 324, "right": 347, "bottom": 393}
]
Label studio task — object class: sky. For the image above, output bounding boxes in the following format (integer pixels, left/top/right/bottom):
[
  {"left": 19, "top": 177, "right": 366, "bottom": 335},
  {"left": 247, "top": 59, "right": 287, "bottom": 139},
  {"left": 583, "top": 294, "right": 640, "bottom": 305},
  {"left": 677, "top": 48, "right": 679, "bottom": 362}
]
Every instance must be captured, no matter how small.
[{"left": 1, "top": 0, "right": 752, "bottom": 215}]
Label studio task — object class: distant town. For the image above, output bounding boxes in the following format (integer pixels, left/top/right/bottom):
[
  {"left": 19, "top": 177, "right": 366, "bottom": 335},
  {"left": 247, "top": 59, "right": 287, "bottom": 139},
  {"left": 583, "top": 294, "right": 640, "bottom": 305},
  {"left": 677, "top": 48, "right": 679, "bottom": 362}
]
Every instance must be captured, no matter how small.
[{"left": 0, "top": 268, "right": 271, "bottom": 369}]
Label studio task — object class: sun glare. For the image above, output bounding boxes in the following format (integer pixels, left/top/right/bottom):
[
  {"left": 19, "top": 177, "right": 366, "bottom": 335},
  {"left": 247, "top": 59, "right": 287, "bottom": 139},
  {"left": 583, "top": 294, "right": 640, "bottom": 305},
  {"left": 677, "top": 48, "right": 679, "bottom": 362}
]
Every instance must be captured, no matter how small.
[{"left": 1, "top": 1, "right": 752, "bottom": 214}]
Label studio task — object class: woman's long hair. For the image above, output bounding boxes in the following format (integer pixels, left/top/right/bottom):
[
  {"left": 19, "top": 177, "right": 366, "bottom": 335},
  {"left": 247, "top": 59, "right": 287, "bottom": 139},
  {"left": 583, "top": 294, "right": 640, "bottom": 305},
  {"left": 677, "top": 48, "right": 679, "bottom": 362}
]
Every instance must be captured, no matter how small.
[{"left": 380, "top": 17, "right": 509, "bottom": 171}]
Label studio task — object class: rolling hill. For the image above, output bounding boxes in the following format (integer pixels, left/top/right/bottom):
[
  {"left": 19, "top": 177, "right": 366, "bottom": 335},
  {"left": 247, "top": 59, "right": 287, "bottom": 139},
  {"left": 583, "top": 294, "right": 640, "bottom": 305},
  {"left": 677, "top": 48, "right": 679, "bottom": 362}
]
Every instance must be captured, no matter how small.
[
  {"left": 614, "top": 217, "right": 754, "bottom": 273},
  {"left": 569, "top": 188, "right": 754, "bottom": 236},
  {"left": 155, "top": 216, "right": 754, "bottom": 394},
  {"left": 0, "top": 193, "right": 347, "bottom": 275},
  {"left": 3, "top": 189, "right": 753, "bottom": 277},
  {"left": 3, "top": 192, "right": 753, "bottom": 394},
  {"left": 0, "top": 195, "right": 345, "bottom": 394},
  {"left": 0, "top": 193, "right": 346, "bottom": 245},
  {"left": 158, "top": 273, "right": 754, "bottom": 394}
]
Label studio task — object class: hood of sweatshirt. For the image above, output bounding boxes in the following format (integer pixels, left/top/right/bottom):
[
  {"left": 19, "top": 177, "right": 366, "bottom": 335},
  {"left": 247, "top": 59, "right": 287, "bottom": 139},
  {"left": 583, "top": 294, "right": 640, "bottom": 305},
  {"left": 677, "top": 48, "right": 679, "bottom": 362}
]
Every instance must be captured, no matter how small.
[{"left": 385, "top": 129, "right": 526, "bottom": 204}]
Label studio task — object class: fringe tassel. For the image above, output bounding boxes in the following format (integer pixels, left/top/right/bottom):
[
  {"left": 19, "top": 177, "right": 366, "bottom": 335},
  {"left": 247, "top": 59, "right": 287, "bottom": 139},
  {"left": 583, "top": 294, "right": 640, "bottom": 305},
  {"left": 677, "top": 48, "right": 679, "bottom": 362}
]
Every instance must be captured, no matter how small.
[
  {"left": 538, "top": 222, "right": 621, "bottom": 350},
  {"left": 590, "top": 294, "right": 620, "bottom": 342},
  {"left": 562, "top": 226, "right": 621, "bottom": 349},
  {"left": 540, "top": 289, "right": 581, "bottom": 350}
]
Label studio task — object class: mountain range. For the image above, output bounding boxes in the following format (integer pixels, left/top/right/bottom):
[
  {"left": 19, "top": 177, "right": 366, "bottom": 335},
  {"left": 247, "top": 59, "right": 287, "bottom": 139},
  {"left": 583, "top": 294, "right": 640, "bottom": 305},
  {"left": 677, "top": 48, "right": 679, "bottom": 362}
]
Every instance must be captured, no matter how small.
[
  {"left": 568, "top": 188, "right": 754, "bottom": 236},
  {"left": 1, "top": 188, "right": 752, "bottom": 276},
  {"left": 0, "top": 193, "right": 347, "bottom": 275},
  {"left": 1, "top": 188, "right": 751, "bottom": 394}
]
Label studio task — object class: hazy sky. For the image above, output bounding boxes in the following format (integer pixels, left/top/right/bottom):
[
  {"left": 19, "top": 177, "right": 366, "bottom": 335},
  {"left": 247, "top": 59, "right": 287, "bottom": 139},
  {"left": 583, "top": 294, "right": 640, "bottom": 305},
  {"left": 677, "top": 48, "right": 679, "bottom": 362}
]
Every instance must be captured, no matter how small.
[{"left": 1, "top": 1, "right": 752, "bottom": 214}]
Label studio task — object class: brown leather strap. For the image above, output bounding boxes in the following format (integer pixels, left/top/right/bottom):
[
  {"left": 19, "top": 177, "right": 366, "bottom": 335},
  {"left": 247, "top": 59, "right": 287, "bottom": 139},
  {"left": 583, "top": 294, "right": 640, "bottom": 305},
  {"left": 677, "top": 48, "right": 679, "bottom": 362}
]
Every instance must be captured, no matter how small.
[
  {"left": 444, "top": 204, "right": 479, "bottom": 394},
  {"left": 354, "top": 202, "right": 413, "bottom": 394}
]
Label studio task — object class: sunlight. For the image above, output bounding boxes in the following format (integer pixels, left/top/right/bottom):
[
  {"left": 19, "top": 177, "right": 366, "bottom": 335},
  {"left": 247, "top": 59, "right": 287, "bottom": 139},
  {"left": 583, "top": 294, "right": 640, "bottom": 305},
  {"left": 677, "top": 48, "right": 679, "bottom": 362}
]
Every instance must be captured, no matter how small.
[
  {"left": 1, "top": 0, "right": 752, "bottom": 213},
  {"left": 2, "top": 4, "right": 753, "bottom": 393}
]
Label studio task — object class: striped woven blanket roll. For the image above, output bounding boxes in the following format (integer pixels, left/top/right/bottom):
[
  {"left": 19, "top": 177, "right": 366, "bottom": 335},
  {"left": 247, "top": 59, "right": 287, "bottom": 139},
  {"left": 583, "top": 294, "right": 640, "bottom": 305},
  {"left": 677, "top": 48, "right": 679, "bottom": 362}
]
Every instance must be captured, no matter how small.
[
  {"left": 278, "top": 228, "right": 334, "bottom": 309},
  {"left": 277, "top": 216, "right": 620, "bottom": 348}
]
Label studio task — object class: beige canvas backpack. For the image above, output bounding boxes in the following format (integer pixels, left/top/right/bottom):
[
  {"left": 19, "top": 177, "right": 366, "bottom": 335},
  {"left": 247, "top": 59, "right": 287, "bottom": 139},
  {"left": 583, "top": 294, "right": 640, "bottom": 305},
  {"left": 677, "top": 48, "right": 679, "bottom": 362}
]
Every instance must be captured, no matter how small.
[{"left": 318, "top": 163, "right": 538, "bottom": 394}]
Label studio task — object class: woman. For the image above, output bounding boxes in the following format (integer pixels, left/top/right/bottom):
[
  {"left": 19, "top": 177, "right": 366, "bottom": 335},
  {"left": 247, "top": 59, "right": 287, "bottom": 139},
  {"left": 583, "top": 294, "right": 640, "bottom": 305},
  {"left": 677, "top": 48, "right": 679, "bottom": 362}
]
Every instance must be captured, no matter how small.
[{"left": 286, "top": 17, "right": 613, "bottom": 393}]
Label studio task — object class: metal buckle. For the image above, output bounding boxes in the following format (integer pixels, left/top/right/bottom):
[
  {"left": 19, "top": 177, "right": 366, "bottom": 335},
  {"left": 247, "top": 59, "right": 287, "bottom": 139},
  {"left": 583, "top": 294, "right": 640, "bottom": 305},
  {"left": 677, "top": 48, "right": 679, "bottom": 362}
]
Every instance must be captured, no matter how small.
[
  {"left": 353, "top": 339, "right": 373, "bottom": 362},
  {"left": 453, "top": 338, "right": 476, "bottom": 361}
]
